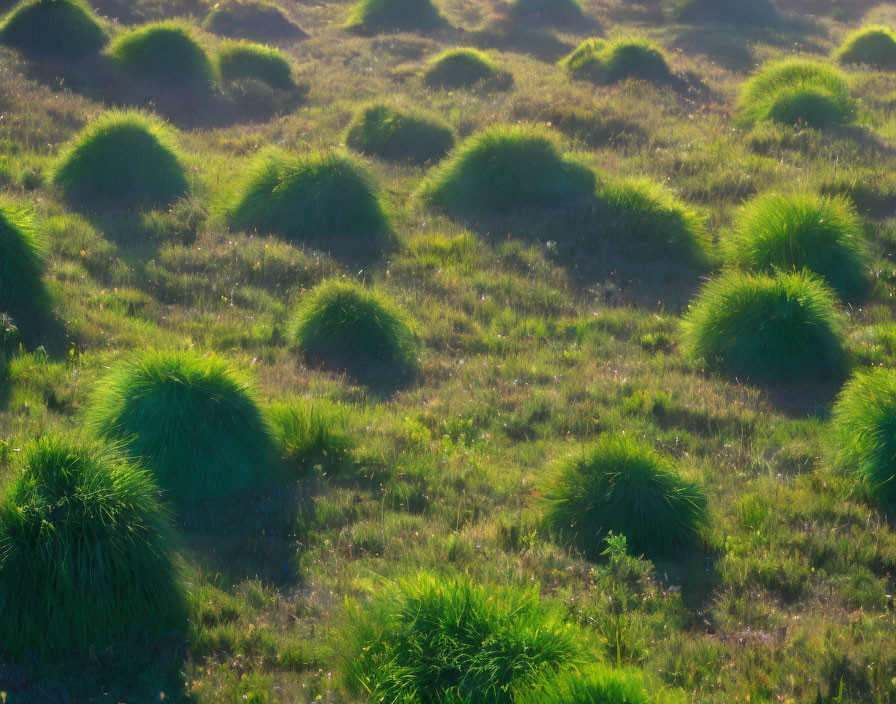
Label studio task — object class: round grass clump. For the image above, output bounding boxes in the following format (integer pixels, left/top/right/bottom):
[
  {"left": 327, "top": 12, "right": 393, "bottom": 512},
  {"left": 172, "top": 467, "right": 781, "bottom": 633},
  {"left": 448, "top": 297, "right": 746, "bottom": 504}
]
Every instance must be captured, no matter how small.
[
  {"left": 53, "top": 110, "right": 189, "bottom": 208},
  {"left": 229, "top": 149, "right": 391, "bottom": 244},
  {"left": 218, "top": 40, "right": 294, "bottom": 89},
  {"left": 0, "top": 0, "right": 107, "bottom": 59},
  {"left": 345, "top": 104, "right": 454, "bottom": 164},
  {"left": 836, "top": 26, "right": 896, "bottom": 69},
  {"left": 108, "top": 21, "right": 215, "bottom": 85},
  {"left": 545, "top": 435, "right": 707, "bottom": 560},
  {"left": 270, "top": 399, "right": 353, "bottom": 477},
  {"left": 86, "top": 350, "right": 279, "bottom": 504},
  {"left": 672, "top": 0, "right": 780, "bottom": 26},
  {"left": 421, "top": 124, "right": 595, "bottom": 215},
  {"left": 423, "top": 47, "right": 506, "bottom": 89},
  {"left": 346, "top": 0, "right": 445, "bottom": 33},
  {"left": 724, "top": 192, "right": 871, "bottom": 300},
  {"left": 203, "top": 0, "right": 305, "bottom": 40},
  {"left": 290, "top": 279, "right": 418, "bottom": 381},
  {"left": 512, "top": 0, "right": 585, "bottom": 26},
  {"left": 341, "top": 573, "right": 580, "bottom": 703},
  {"left": 563, "top": 36, "right": 673, "bottom": 84},
  {"left": 832, "top": 368, "right": 896, "bottom": 509},
  {"left": 0, "top": 437, "right": 185, "bottom": 657},
  {"left": 684, "top": 270, "right": 845, "bottom": 384},
  {"left": 0, "top": 205, "right": 51, "bottom": 334},
  {"left": 737, "top": 59, "right": 858, "bottom": 129}
]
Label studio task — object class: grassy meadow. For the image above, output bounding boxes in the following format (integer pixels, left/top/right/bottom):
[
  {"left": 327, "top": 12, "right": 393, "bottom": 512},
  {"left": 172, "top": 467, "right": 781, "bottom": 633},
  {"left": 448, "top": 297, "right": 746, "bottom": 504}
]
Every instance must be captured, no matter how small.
[{"left": 0, "top": 0, "right": 896, "bottom": 701}]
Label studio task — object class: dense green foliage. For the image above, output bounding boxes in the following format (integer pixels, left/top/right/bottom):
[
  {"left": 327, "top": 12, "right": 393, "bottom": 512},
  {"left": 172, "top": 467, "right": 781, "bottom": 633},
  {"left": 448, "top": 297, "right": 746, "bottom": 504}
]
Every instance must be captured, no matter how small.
[
  {"left": 345, "top": 104, "right": 455, "bottom": 164},
  {"left": 341, "top": 573, "right": 581, "bottom": 703},
  {"left": 511, "top": 0, "right": 585, "bottom": 26},
  {"left": 52, "top": 111, "right": 189, "bottom": 208},
  {"left": 737, "top": 59, "right": 858, "bottom": 128},
  {"left": 672, "top": 0, "right": 780, "bottom": 25},
  {"left": 0, "top": 0, "right": 107, "bottom": 59},
  {"left": 423, "top": 48, "right": 506, "bottom": 89},
  {"left": 218, "top": 40, "right": 294, "bottom": 89},
  {"left": 545, "top": 435, "right": 707, "bottom": 560},
  {"left": 563, "top": 37, "right": 673, "bottom": 84},
  {"left": 290, "top": 279, "right": 418, "bottom": 381},
  {"left": 0, "top": 205, "right": 51, "bottom": 338},
  {"left": 832, "top": 368, "right": 896, "bottom": 509},
  {"left": 517, "top": 664, "right": 679, "bottom": 704},
  {"left": 229, "top": 149, "right": 391, "bottom": 243},
  {"left": 346, "top": 0, "right": 445, "bottom": 33},
  {"left": 836, "top": 26, "right": 896, "bottom": 68},
  {"left": 270, "top": 399, "right": 352, "bottom": 476},
  {"left": 684, "top": 270, "right": 845, "bottom": 383},
  {"left": 422, "top": 124, "right": 595, "bottom": 214},
  {"left": 203, "top": 0, "right": 305, "bottom": 40},
  {"left": 724, "top": 192, "right": 871, "bottom": 300},
  {"left": 0, "top": 437, "right": 185, "bottom": 656},
  {"left": 87, "top": 351, "right": 279, "bottom": 504},
  {"left": 109, "top": 21, "right": 215, "bottom": 85}
]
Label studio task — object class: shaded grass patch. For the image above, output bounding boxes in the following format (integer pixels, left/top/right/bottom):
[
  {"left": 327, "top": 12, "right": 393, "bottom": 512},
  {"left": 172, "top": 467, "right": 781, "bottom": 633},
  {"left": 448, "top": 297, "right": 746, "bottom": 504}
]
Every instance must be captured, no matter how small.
[
  {"left": 836, "top": 26, "right": 896, "bottom": 68},
  {"left": 345, "top": 104, "right": 454, "bottom": 164},
  {"left": 422, "top": 47, "right": 509, "bottom": 89},
  {"left": 346, "top": 0, "right": 446, "bottom": 34},
  {"left": 203, "top": 0, "right": 306, "bottom": 40},
  {"left": 218, "top": 40, "right": 294, "bottom": 90},
  {"left": 0, "top": 204, "right": 52, "bottom": 342},
  {"left": 0, "top": 0, "right": 107, "bottom": 59}
]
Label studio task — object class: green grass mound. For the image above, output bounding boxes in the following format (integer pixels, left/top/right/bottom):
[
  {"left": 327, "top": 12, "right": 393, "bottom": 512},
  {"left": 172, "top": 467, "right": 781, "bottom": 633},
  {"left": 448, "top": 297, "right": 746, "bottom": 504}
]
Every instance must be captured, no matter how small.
[
  {"left": 0, "top": 205, "right": 51, "bottom": 334},
  {"left": 290, "top": 279, "right": 418, "bottom": 381},
  {"left": 0, "top": 0, "right": 107, "bottom": 59},
  {"left": 423, "top": 48, "right": 506, "bottom": 89},
  {"left": 684, "top": 270, "right": 845, "bottom": 384},
  {"left": 836, "top": 26, "right": 896, "bottom": 68},
  {"left": 672, "top": 0, "right": 780, "bottom": 26},
  {"left": 0, "top": 315, "right": 17, "bottom": 387},
  {"left": 346, "top": 0, "right": 445, "bottom": 33},
  {"left": 345, "top": 104, "right": 455, "bottom": 164},
  {"left": 0, "top": 437, "right": 185, "bottom": 657},
  {"left": 229, "top": 149, "right": 391, "bottom": 244},
  {"left": 87, "top": 351, "right": 279, "bottom": 504},
  {"left": 737, "top": 59, "right": 858, "bottom": 129},
  {"left": 109, "top": 21, "right": 215, "bottom": 85},
  {"left": 203, "top": 0, "right": 305, "bottom": 40},
  {"left": 270, "top": 399, "right": 352, "bottom": 477},
  {"left": 518, "top": 664, "right": 680, "bottom": 704},
  {"left": 724, "top": 192, "right": 871, "bottom": 300},
  {"left": 833, "top": 368, "right": 896, "bottom": 509},
  {"left": 53, "top": 110, "right": 189, "bottom": 208},
  {"left": 421, "top": 124, "right": 595, "bottom": 214},
  {"left": 545, "top": 435, "right": 707, "bottom": 560},
  {"left": 512, "top": 0, "right": 585, "bottom": 26},
  {"left": 341, "top": 573, "right": 580, "bottom": 703},
  {"left": 563, "top": 37, "right": 673, "bottom": 84},
  {"left": 218, "top": 40, "right": 294, "bottom": 89}
]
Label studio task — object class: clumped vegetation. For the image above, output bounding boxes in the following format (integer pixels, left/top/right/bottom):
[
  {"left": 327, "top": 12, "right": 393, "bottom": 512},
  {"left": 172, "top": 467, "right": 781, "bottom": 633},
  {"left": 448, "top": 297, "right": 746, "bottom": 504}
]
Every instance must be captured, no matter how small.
[
  {"left": 421, "top": 124, "right": 594, "bottom": 214},
  {"left": 0, "top": 0, "right": 107, "bottom": 59},
  {"left": 737, "top": 59, "right": 858, "bottom": 129},
  {"left": 52, "top": 110, "right": 189, "bottom": 208},
  {"left": 563, "top": 37, "right": 673, "bottom": 85},
  {"left": 511, "top": 0, "right": 585, "bottom": 26},
  {"left": 290, "top": 279, "right": 418, "bottom": 381},
  {"left": 545, "top": 435, "right": 707, "bottom": 560},
  {"left": 517, "top": 664, "right": 677, "bottom": 704},
  {"left": 684, "top": 270, "right": 845, "bottom": 384},
  {"left": 345, "top": 104, "right": 455, "bottom": 164},
  {"left": 832, "top": 368, "right": 896, "bottom": 510},
  {"left": 108, "top": 21, "right": 216, "bottom": 86},
  {"left": 836, "top": 26, "right": 896, "bottom": 68},
  {"left": 203, "top": 0, "right": 305, "bottom": 40},
  {"left": 423, "top": 48, "right": 507, "bottom": 89},
  {"left": 86, "top": 351, "right": 278, "bottom": 504},
  {"left": 672, "top": 0, "right": 781, "bottom": 26},
  {"left": 0, "top": 437, "right": 185, "bottom": 656},
  {"left": 0, "top": 205, "right": 51, "bottom": 340},
  {"left": 724, "top": 192, "right": 871, "bottom": 300},
  {"left": 217, "top": 40, "right": 294, "bottom": 90},
  {"left": 341, "top": 573, "right": 581, "bottom": 703},
  {"left": 228, "top": 149, "right": 391, "bottom": 244},
  {"left": 346, "top": 0, "right": 445, "bottom": 33},
  {"left": 270, "top": 399, "right": 352, "bottom": 477}
]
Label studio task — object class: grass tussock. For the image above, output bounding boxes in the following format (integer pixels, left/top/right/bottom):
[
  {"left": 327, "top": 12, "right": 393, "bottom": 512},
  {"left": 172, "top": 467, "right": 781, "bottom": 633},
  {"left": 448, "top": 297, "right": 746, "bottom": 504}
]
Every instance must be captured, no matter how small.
[
  {"left": 290, "top": 279, "right": 418, "bottom": 382},
  {"left": 423, "top": 48, "right": 508, "bottom": 89},
  {"left": 217, "top": 40, "right": 294, "bottom": 90},
  {"left": 737, "top": 59, "right": 858, "bottom": 129},
  {"left": 517, "top": 664, "right": 680, "bottom": 704},
  {"left": 724, "top": 192, "right": 871, "bottom": 300},
  {"left": 270, "top": 399, "right": 353, "bottom": 477},
  {"left": 421, "top": 124, "right": 595, "bottom": 214},
  {"left": 203, "top": 0, "right": 306, "bottom": 40},
  {"left": 545, "top": 435, "right": 707, "bottom": 560},
  {"left": 563, "top": 37, "right": 673, "bottom": 85},
  {"left": 0, "top": 437, "right": 185, "bottom": 657},
  {"left": 346, "top": 0, "right": 446, "bottom": 33},
  {"left": 341, "top": 573, "right": 581, "bottom": 703},
  {"left": 672, "top": 0, "right": 780, "bottom": 26},
  {"left": 228, "top": 149, "right": 391, "bottom": 244},
  {"left": 684, "top": 270, "right": 845, "bottom": 384},
  {"left": 52, "top": 110, "right": 189, "bottom": 209},
  {"left": 345, "top": 104, "right": 454, "bottom": 164},
  {"left": 835, "top": 26, "right": 896, "bottom": 68},
  {"left": 511, "top": 0, "right": 585, "bottom": 26},
  {"left": 109, "top": 20, "right": 215, "bottom": 86},
  {"left": 86, "top": 351, "right": 279, "bottom": 504},
  {"left": 0, "top": 204, "right": 51, "bottom": 336},
  {"left": 0, "top": 0, "right": 107, "bottom": 59}
]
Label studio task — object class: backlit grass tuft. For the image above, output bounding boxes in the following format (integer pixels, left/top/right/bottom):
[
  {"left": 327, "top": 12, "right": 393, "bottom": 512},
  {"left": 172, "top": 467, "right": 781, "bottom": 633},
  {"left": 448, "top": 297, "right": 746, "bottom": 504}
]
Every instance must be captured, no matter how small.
[
  {"left": 0, "top": 0, "right": 107, "bottom": 59},
  {"left": 836, "top": 26, "right": 896, "bottom": 69},
  {"left": 563, "top": 37, "right": 673, "bottom": 84},
  {"left": 203, "top": 0, "right": 305, "bottom": 40},
  {"left": 345, "top": 104, "right": 454, "bottom": 164},
  {"left": 423, "top": 47, "right": 508, "bottom": 89},
  {"left": 0, "top": 204, "right": 52, "bottom": 339},
  {"left": 672, "top": 0, "right": 780, "bottom": 26},
  {"left": 346, "top": 0, "right": 445, "bottom": 33},
  {"left": 109, "top": 20, "right": 215, "bottom": 86},
  {"left": 512, "top": 0, "right": 585, "bottom": 26},
  {"left": 217, "top": 40, "right": 294, "bottom": 90}
]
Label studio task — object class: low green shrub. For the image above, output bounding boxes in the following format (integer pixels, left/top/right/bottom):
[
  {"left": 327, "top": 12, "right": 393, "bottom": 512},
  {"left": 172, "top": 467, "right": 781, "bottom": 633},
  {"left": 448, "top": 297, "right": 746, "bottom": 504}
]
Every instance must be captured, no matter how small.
[
  {"left": 345, "top": 104, "right": 454, "bottom": 164},
  {"left": 109, "top": 20, "right": 215, "bottom": 85},
  {"left": 836, "top": 26, "right": 896, "bottom": 68},
  {"left": 346, "top": 0, "right": 445, "bottom": 33},
  {"left": 423, "top": 48, "right": 507, "bottom": 89},
  {"left": 203, "top": 0, "right": 305, "bottom": 40},
  {"left": 0, "top": 0, "right": 107, "bottom": 59},
  {"left": 218, "top": 40, "right": 294, "bottom": 89},
  {"left": 563, "top": 37, "right": 673, "bottom": 84}
]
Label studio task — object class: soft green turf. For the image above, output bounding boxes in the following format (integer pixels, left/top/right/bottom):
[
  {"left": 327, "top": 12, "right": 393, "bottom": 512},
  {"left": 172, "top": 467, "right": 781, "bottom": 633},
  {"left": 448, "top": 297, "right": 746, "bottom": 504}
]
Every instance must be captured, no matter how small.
[
  {"left": 108, "top": 20, "right": 215, "bottom": 85},
  {"left": 217, "top": 40, "right": 294, "bottom": 90},
  {"left": 563, "top": 37, "right": 673, "bottom": 84},
  {"left": 0, "top": 0, "right": 107, "bottom": 59},
  {"left": 345, "top": 104, "right": 455, "bottom": 164}
]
